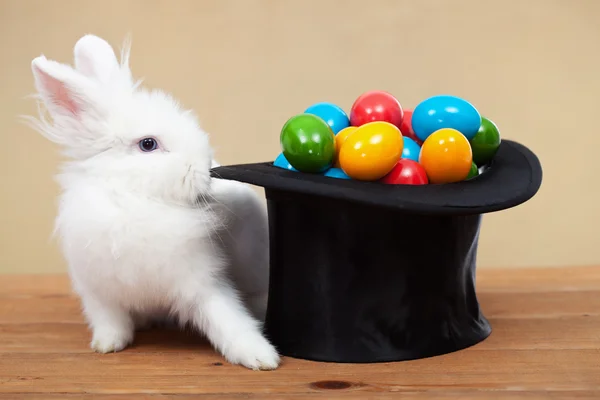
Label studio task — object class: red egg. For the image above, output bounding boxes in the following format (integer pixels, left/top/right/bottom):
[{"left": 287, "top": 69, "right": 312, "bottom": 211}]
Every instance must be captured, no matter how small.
[
  {"left": 380, "top": 159, "right": 429, "bottom": 185},
  {"left": 349, "top": 91, "right": 404, "bottom": 129},
  {"left": 399, "top": 110, "right": 423, "bottom": 146}
]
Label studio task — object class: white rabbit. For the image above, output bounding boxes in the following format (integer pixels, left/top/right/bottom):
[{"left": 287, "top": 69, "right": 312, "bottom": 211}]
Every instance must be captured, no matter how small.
[{"left": 25, "top": 34, "right": 280, "bottom": 370}]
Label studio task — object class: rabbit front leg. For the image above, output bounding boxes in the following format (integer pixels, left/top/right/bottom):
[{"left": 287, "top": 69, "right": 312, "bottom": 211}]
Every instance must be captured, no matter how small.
[
  {"left": 81, "top": 294, "right": 135, "bottom": 353},
  {"left": 189, "top": 278, "right": 280, "bottom": 370}
]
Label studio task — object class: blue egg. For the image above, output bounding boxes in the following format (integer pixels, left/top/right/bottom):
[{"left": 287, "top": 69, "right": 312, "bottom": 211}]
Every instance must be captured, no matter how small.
[
  {"left": 401, "top": 137, "right": 421, "bottom": 162},
  {"left": 323, "top": 167, "right": 351, "bottom": 179},
  {"left": 411, "top": 95, "right": 481, "bottom": 142},
  {"left": 273, "top": 152, "right": 297, "bottom": 171},
  {"left": 304, "top": 102, "right": 350, "bottom": 135}
]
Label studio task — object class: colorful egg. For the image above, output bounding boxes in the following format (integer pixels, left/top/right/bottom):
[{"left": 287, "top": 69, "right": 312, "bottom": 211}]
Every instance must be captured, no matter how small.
[
  {"left": 304, "top": 102, "right": 350, "bottom": 134},
  {"left": 339, "top": 121, "right": 403, "bottom": 181},
  {"left": 412, "top": 95, "right": 481, "bottom": 142},
  {"left": 273, "top": 152, "right": 297, "bottom": 171},
  {"left": 324, "top": 167, "right": 351, "bottom": 180},
  {"left": 399, "top": 109, "right": 423, "bottom": 145},
  {"left": 349, "top": 91, "right": 404, "bottom": 129},
  {"left": 466, "top": 161, "right": 479, "bottom": 180},
  {"left": 401, "top": 137, "right": 421, "bottom": 162},
  {"left": 380, "top": 159, "right": 429, "bottom": 185},
  {"left": 280, "top": 113, "right": 335, "bottom": 173},
  {"left": 419, "top": 128, "right": 473, "bottom": 184},
  {"left": 333, "top": 126, "right": 358, "bottom": 167},
  {"left": 470, "top": 116, "right": 501, "bottom": 166}
]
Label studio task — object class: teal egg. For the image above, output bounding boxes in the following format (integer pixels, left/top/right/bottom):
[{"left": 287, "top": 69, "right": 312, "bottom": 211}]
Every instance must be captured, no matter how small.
[
  {"left": 412, "top": 95, "right": 481, "bottom": 142},
  {"left": 273, "top": 152, "right": 297, "bottom": 171},
  {"left": 324, "top": 167, "right": 351, "bottom": 179}
]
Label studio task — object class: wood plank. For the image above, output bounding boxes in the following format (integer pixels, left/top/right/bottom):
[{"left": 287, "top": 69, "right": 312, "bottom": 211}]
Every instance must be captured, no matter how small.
[
  {"left": 479, "top": 317, "right": 600, "bottom": 350},
  {"left": 479, "top": 291, "right": 600, "bottom": 318},
  {"left": 5, "top": 391, "right": 600, "bottom": 399},
  {"left": 0, "top": 323, "right": 208, "bottom": 354},
  {"left": 0, "top": 295, "right": 82, "bottom": 324},
  {"left": 2, "top": 266, "right": 599, "bottom": 297},
  {"left": 0, "top": 350, "right": 598, "bottom": 395},
  {"left": 1, "top": 268, "right": 598, "bottom": 398},
  {"left": 476, "top": 265, "right": 600, "bottom": 292},
  {"left": 2, "top": 289, "right": 599, "bottom": 325},
  {"left": 0, "top": 275, "right": 72, "bottom": 296},
  {"left": 1, "top": 316, "right": 598, "bottom": 354}
]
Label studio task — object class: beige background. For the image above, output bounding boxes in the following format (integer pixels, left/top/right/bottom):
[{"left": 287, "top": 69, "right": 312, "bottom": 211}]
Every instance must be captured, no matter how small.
[{"left": 1, "top": 0, "right": 598, "bottom": 274}]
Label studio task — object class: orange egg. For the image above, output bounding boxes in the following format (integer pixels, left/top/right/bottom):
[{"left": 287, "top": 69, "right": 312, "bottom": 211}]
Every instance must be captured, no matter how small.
[
  {"left": 333, "top": 126, "right": 358, "bottom": 167},
  {"left": 419, "top": 128, "right": 473, "bottom": 184},
  {"left": 339, "top": 121, "right": 403, "bottom": 181}
]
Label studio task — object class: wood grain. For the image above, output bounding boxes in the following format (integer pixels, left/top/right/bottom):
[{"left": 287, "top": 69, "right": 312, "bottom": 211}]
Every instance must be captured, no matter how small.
[
  {"left": 1, "top": 317, "right": 598, "bottom": 354},
  {"left": 2, "top": 289, "right": 598, "bottom": 324},
  {"left": 475, "top": 265, "right": 600, "bottom": 292},
  {"left": 0, "top": 267, "right": 599, "bottom": 399},
  {"left": 5, "top": 392, "right": 600, "bottom": 400}
]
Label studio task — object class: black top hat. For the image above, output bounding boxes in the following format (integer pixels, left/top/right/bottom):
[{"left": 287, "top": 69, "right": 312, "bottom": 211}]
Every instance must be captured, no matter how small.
[
  {"left": 210, "top": 139, "right": 542, "bottom": 363},
  {"left": 210, "top": 139, "right": 541, "bottom": 216}
]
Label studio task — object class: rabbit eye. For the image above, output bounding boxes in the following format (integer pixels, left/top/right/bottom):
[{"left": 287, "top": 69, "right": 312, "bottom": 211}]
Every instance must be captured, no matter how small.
[{"left": 139, "top": 138, "right": 158, "bottom": 152}]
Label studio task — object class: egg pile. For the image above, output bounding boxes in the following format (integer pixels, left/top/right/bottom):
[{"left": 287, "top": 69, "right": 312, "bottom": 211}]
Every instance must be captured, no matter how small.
[{"left": 275, "top": 91, "right": 501, "bottom": 185}]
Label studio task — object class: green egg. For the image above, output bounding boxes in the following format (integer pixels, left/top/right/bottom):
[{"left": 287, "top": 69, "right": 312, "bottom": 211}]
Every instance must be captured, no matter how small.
[
  {"left": 280, "top": 113, "right": 335, "bottom": 173},
  {"left": 466, "top": 161, "right": 479, "bottom": 180},
  {"left": 470, "top": 117, "right": 501, "bottom": 166}
]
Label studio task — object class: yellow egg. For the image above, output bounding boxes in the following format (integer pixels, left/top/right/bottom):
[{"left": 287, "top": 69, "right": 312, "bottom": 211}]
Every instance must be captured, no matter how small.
[
  {"left": 419, "top": 128, "right": 473, "bottom": 184},
  {"left": 333, "top": 126, "right": 358, "bottom": 167},
  {"left": 339, "top": 121, "right": 403, "bottom": 181}
]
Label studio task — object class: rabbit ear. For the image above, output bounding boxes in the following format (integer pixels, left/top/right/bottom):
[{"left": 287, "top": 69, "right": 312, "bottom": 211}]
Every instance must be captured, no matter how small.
[
  {"left": 31, "top": 55, "right": 97, "bottom": 119},
  {"left": 74, "top": 34, "right": 119, "bottom": 84}
]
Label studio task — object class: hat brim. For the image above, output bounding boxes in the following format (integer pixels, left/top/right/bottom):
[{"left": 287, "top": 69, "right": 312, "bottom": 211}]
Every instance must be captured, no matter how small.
[{"left": 209, "top": 139, "right": 542, "bottom": 216}]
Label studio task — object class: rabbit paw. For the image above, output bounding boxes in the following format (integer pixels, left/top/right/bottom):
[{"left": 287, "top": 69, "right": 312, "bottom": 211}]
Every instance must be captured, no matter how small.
[
  {"left": 90, "top": 326, "right": 133, "bottom": 353},
  {"left": 226, "top": 333, "right": 281, "bottom": 370}
]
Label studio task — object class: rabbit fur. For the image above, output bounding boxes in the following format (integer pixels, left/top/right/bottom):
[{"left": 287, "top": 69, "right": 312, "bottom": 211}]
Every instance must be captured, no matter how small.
[{"left": 25, "top": 34, "right": 280, "bottom": 370}]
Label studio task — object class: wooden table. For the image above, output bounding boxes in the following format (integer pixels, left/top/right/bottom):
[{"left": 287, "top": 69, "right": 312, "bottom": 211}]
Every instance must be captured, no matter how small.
[{"left": 1, "top": 266, "right": 599, "bottom": 399}]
